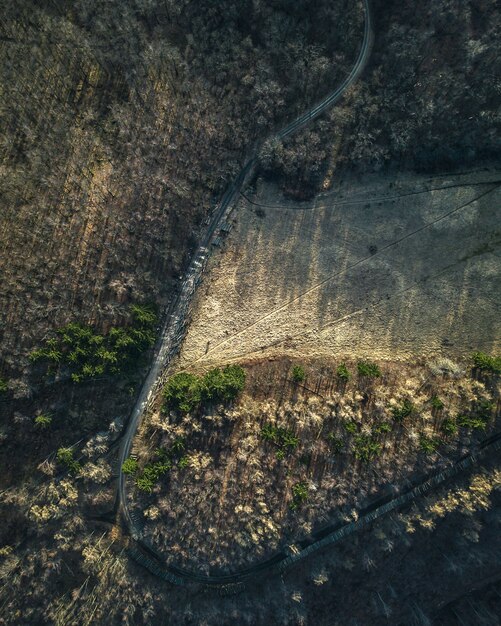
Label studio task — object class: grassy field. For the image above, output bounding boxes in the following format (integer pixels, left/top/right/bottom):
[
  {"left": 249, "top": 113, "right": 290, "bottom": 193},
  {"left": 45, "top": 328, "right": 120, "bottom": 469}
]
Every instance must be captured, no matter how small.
[{"left": 178, "top": 168, "right": 501, "bottom": 370}]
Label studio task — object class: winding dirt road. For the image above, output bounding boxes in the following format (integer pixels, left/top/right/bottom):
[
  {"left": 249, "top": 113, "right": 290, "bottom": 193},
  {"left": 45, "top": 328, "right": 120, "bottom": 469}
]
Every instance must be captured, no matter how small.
[{"left": 118, "top": 0, "right": 374, "bottom": 584}]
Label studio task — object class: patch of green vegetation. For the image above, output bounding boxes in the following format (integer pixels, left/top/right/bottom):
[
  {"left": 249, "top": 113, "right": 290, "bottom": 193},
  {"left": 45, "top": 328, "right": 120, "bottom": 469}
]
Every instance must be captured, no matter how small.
[
  {"left": 391, "top": 399, "right": 414, "bottom": 423},
  {"left": 29, "top": 304, "right": 158, "bottom": 383},
  {"left": 419, "top": 435, "right": 440, "bottom": 454},
  {"left": 471, "top": 351, "right": 501, "bottom": 374},
  {"left": 122, "top": 457, "right": 139, "bottom": 475},
  {"left": 202, "top": 365, "right": 246, "bottom": 402},
  {"left": 290, "top": 481, "right": 309, "bottom": 510},
  {"left": 34, "top": 413, "right": 52, "bottom": 429},
  {"left": 457, "top": 401, "right": 493, "bottom": 431},
  {"left": 440, "top": 418, "right": 457, "bottom": 436},
  {"left": 374, "top": 421, "right": 392, "bottom": 434},
  {"left": 133, "top": 439, "right": 188, "bottom": 492},
  {"left": 163, "top": 372, "right": 202, "bottom": 414},
  {"left": 261, "top": 423, "right": 300, "bottom": 457},
  {"left": 353, "top": 435, "right": 382, "bottom": 462},
  {"left": 430, "top": 395, "right": 444, "bottom": 410},
  {"left": 336, "top": 363, "right": 351, "bottom": 381},
  {"left": 357, "top": 361, "right": 381, "bottom": 378},
  {"left": 327, "top": 433, "right": 344, "bottom": 453},
  {"left": 343, "top": 420, "right": 358, "bottom": 434},
  {"left": 56, "top": 447, "right": 81, "bottom": 475},
  {"left": 162, "top": 365, "right": 246, "bottom": 414},
  {"left": 0, "top": 377, "right": 8, "bottom": 394},
  {"left": 291, "top": 364, "right": 306, "bottom": 383}
]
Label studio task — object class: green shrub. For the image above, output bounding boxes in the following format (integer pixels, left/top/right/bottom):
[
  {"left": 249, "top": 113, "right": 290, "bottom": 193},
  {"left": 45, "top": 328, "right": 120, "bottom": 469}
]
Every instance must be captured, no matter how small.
[
  {"left": 29, "top": 304, "right": 158, "bottom": 383},
  {"left": 202, "top": 365, "right": 246, "bottom": 402},
  {"left": 457, "top": 401, "right": 493, "bottom": 431},
  {"left": 0, "top": 377, "right": 8, "bottom": 394},
  {"left": 122, "top": 457, "right": 139, "bottom": 475},
  {"left": 170, "top": 438, "right": 186, "bottom": 456},
  {"left": 419, "top": 435, "right": 440, "bottom": 454},
  {"left": 374, "top": 421, "right": 392, "bottom": 434},
  {"left": 471, "top": 352, "right": 501, "bottom": 374},
  {"left": 353, "top": 435, "right": 382, "bottom": 462},
  {"left": 178, "top": 456, "right": 190, "bottom": 469},
  {"left": 56, "top": 447, "right": 81, "bottom": 475},
  {"left": 440, "top": 418, "right": 457, "bottom": 436},
  {"left": 261, "top": 423, "right": 300, "bottom": 455},
  {"left": 290, "top": 482, "right": 309, "bottom": 509},
  {"left": 163, "top": 365, "right": 246, "bottom": 414},
  {"left": 391, "top": 400, "right": 414, "bottom": 423},
  {"left": 336, "top": 363, "right": 351, "bottom": 381},
  {"left": 327, "top": 433, "right": 344, "bottom": 453},
  {"left": 357, "top": 361, "right": 381, "bottom": 378},
  {"left": 135, "top": 476, "right": 155, "bottom": 493},
  {"left": 343, "top": 420, "right": 358, "bottom": 434},
  {"left": 430, "top": 396, "right": 444, "bottom": 410},
  {"left": 261, "top": 423, "right": 279, "bottom": 442},
  {"left": 142, "top": 460, "right": 172, "bottom": 482},
  {"left": 163, "top": 372, "right": 202, "bottom": 413},
  {"left": 291, "top": 365, "right": 305, "bottom": 383},
  {"left": 34, "top": 413, "right": 52, "bottom": 429}
]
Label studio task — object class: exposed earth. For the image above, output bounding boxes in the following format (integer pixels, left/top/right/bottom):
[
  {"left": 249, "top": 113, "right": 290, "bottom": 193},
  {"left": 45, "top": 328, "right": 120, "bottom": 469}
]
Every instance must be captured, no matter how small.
[{"left": 177, "top": 168, "right": 501, "bottom": 370}]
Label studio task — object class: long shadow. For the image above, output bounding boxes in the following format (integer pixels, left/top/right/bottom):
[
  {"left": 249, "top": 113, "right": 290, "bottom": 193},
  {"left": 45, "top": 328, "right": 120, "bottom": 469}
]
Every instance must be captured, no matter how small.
[{"left": 129, "top": 430, "right": 501, "bottom": 585}]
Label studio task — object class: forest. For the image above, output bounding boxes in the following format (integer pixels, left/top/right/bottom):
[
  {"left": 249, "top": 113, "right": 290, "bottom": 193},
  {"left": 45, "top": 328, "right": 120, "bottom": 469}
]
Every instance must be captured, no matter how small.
[{"left": 0, "top": 0, "right": 499, "bottom": 624}]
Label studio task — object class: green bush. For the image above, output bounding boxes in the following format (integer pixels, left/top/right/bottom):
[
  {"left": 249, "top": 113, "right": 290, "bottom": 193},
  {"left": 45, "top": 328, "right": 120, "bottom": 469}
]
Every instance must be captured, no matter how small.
[
  {"left": 290, "top": 482, "right": 309, "bottom": 509},
  {"left": 29, "top": 304, "right": 158, "bottom": 383},
  {"left": 353, "top": 435, "right": 382, "bottom": 462},
  {"left": 357, "top": 361, "right": 381, "bottom": 378},
  {"left": 163, "top": 365, "right": 246, "bottom": 414},
  {"left": 419, "top": 435, "right": 440, "bottom": 454},
  {"left": 135, "top": 476, "right": 155, "bottom": 493},
  {"left": 336, "top": 363, "right": 351, "bottom": 381},
  {"left": 56, "top": 447, "right": 81, "bottom": 475},
  {"left": 132, "top": 438, "right": 192, "bottom": 490},
  {"left": 0, "top": 377, "right": 8, "bottom": 394},
  {"left": 391, "top": 399, "right": 414, "bottom": 423},
  {"left": 291, "top": 365, "right": 305, "bottom": 383},
  {"left": 471, "top": 351, "right": 501, "bottom": 374},
  {"left": 440, "top": 418, "right": 457, "bottom": 436},
  {"left": 457, "top": 401, "right": 493, "bottom": 431},
  {"left": 374, "top": 421, "right": 392, "bottom": 434},
  {"left": 34, "top": 413, "right": 52, "bottom": 429},
  {"left": 122, "top": 457, "right": 139, "bottom": 475},
  {"left": 327, "top": 433, "right": 344, "bottom": 453},
  {"left": 202, "top": 365, "right": 246, "bottom": 402},
  {"left": 261, "top": 423, "right": 300, "bottom": 455},
  {"left": 430, "top": 396, "right": 444, "bottom": 410},
  {"left": 163, "top": 372, "right": 202, "bottom": 413},
  {"left": 343, "top": 420, "right": 358, "bottom": 434}
]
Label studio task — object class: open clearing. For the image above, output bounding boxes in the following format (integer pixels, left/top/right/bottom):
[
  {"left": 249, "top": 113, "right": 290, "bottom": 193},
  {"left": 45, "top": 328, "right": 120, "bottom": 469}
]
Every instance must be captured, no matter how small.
[{"left": 177, "top": 167, "right": 501, "bottom": 370}]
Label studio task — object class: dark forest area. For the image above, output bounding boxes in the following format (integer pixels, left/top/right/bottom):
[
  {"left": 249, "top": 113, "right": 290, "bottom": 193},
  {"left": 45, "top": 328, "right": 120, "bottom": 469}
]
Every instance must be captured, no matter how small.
[{"left": 0, "top": 0, "right": 361, "bottom": 481}]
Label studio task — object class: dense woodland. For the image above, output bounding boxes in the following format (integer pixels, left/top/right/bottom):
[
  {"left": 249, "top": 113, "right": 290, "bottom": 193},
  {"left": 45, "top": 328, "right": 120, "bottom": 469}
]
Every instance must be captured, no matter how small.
[
  {"left": 261, "top": 0, "right": 501, "bottom": 196},
  {"left": 0, "top": 0, "right": 361, "bottom": 482}
]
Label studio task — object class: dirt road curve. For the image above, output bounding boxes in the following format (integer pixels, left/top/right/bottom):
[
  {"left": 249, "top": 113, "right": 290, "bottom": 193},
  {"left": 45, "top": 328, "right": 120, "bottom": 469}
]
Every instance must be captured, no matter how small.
[{"left": 118, "top": 0, "right": 377, "bottom": 584}]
